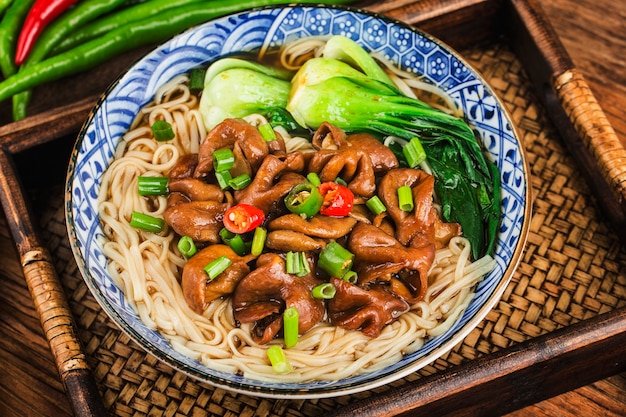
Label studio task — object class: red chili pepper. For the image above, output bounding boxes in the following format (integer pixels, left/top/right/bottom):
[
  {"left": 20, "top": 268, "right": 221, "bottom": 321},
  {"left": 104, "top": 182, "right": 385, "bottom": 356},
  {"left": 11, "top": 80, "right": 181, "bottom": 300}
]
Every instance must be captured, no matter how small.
[
  {"left": 15, "top": 0, "right": 79, "bottom": 66},
  {"left": 223, "top": 204, "right": 265, "bottom": 234},
  {"left": 318, "top": 182, "right": 354, "bottom": 217}
]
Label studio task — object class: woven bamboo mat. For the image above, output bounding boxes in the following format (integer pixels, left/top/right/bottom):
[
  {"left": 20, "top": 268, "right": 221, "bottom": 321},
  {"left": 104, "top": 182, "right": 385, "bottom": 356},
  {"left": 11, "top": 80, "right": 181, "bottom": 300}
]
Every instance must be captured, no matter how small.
[{"left": 34, "top": 40, "right": 626, "bottom": 416}]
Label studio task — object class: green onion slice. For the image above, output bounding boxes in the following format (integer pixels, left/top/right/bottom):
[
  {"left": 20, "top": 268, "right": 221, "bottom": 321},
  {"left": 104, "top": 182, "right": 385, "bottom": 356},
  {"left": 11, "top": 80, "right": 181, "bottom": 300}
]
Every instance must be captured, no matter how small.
[
  {"left": 283, "top": 307, "right": 299, "bottom": 348},
  {"left": 402, "top": 137, "right": 426, "bottom": 168},
  {"left": 266, "top": 345, "right": 293, "bottom": 373},
  {"left": 151, "top": 120, "right": 175, "bottom": 141},
  {"left": 258, "top": 123, "right": 277, "bottom": 141},
  {"left": 203, "top": 256, "right": 232, "bottom": 280},
  {"left": 312, "top": 283, "right": 336, "bottom": 299},
  {"left": 177, "top": 236, "right": 197, "bottom": 258},
  {"left": 137, "top": 176, "right": 169, "bottom": 196},
  {"left": 215, "top": 170, "right": 232, "bottom": 190},
  {"left": 366, "top": 195, "right": 387, "bottom": 215},
  {"left": 299, "top": 252, "right": 311, "bottom": 277},
  {"left": 251, "top": 227, "right": 267, "bottom": 256},
  {"left": 228, "top": 173, "right": 252, "bottom": 190},
  {"left": 129, "top": 211, "right": 164, "bottom": 233},
  {"left": 318, "top": 241, "right": 354, "bottom": 278},
  {"left": 397, "top": 185, "right": 414, "bottom": 212},
  {"left": 213, "top": 148, "right": 235, "bottom": 172},
  {"left": 285, "top": 251, "right": 300, "bottom": 275},
  {"left": 219, "top": 228, "right": 246, "bottom": 256},
  {"left": 189, "top": 67, "right": 206, "bottom": 92}
]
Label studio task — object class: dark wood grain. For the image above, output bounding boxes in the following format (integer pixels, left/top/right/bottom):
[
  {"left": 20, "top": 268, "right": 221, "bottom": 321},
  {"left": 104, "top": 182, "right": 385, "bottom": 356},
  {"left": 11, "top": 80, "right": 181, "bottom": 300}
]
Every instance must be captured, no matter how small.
[
  {"left": 331, "top": 307, "right": 626, "bottom": 416},
  {"left": 0, "top": 0, "right": 624, "bottom": 416}
]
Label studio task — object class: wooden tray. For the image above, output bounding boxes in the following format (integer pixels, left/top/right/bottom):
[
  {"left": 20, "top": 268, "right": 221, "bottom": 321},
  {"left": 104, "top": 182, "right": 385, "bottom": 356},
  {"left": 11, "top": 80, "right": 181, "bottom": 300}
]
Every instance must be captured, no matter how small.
[{"left": 1, "top": 0, "right": 625, "bottom": 415}]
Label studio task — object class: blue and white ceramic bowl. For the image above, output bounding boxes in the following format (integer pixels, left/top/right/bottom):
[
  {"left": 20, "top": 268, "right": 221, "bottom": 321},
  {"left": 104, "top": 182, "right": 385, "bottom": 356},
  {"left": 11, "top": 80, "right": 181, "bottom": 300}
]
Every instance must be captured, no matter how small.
[{"left": 66, "top": 5, "right": 531, "bottom": 398}]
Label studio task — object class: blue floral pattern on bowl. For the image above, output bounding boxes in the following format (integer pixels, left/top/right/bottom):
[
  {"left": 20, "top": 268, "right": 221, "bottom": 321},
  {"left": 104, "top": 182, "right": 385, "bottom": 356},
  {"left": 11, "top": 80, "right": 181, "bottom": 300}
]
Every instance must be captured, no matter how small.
[{"left": 66, "top": 5, "right": 530, "bottom": 398}]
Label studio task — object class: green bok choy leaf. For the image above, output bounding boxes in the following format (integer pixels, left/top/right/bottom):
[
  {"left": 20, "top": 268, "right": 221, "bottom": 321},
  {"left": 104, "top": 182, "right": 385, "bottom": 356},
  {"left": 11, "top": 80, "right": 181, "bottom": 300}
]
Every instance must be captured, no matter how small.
[{"left": 199, "top": 36, "right": 500, "bottom": 259}]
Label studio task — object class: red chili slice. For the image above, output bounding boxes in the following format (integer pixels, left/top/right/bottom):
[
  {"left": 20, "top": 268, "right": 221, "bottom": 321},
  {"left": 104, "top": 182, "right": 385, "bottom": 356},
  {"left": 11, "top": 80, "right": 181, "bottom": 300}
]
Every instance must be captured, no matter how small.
[
  {"left": 318, "top": 182, "right": 354, "bottom": 217},
  {"left": 223, "top": 204, "right": 265, "bottom": 234}
]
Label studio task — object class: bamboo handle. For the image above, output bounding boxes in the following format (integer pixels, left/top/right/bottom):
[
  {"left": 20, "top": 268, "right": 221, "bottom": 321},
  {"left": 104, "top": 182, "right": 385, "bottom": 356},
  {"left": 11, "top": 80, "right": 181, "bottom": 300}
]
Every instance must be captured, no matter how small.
[
  {"left": 21, "top": 248, "right": 108, "bottom": 417},
  {"left": 554, "top": 68, "right": 626, "bottom": 211}
]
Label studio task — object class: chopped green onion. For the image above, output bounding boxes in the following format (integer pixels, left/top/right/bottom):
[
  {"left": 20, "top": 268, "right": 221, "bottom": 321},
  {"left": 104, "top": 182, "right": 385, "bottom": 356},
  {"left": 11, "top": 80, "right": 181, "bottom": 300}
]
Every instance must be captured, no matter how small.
[
  {"left": 189, "top": 67, "right": 207, "bottom": 92},
  {"left": 306, "top": 172, "right": 321, "bottom": 186},
  {"left": 334, "top": 177, "right": 348, "bottom": 187},
  {"left": 402, "top": 137, "right": 426, "bottom": 168},
  {"left": 251, "top": 227, "right": 267, "bottom": 256},
  {"left": 343, "top": 270, "right": 358, "bottom": 284},
  {"left": 137, "top": 176, "right": 169, "bottom": 196},
  {"left": 177, "top": 236, "right": 197, "bottom": 258},
  {"left": 397, "top": 185, "right": 414, "bottom": 212},
  {"left": 266, "top": 345, "right": 293, "bottom": 373},
  {"left": 258, "top": 123, "right": 277, "bottom": 141},
  {"left": 286, "top": 252, "right": 310, "bottom": 276},
  {"left": 285, "top": 251, "right": 300, "bottom": 275},
  {"left": 228, "top": 173, "right": 252, "bottom": 190},
  {"left": 151, "top": 120, "right": 175, "bottom": 141},
  {"left": 219, "top": 228, "right": 246, "bottom": 256},
  {"left": 215, "top": 170, "right": 232, "bottom": 190},
  {"left": 299, "top": 252, "right": 311, "bottom": 277},
  {"left": 129, "top": 211, "right": 164, "bottom": 233},
  {"left": 318, "top": 241, "right": 354, "bottom": 278},
  {"left": 283, "top": 307, "right": 299, "bottom": 348},
  {"left": 203, "top": 256, "right": 232, "bottom": 280},
  {"left": 366, "top": 195, "right": 387, "bottom": 215},
  {"left": 312, "top": 283, "right": 336, "bottom": 299},
  {"left": 213, "top": 148, "right": 235, "bottom": 172}
]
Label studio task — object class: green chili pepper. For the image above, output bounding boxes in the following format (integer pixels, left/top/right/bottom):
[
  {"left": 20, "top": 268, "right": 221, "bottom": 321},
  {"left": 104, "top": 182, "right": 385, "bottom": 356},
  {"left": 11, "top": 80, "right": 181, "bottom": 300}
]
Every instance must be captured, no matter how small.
[
  {"left": 284, "top": 182, "right": 323, "bottom": 219},
  {"left": 0, "top": 0, "right": 335, "bottom": 105},
  {"left": 0, "top": 1, "right": 15, "bottom": 16},
  {"left": 13, "top": 0, "right": 130, "bottom": 120},
  {"left": 0, "top": 0, "right": 35, "bottom": 79},
  {"left": 318, "top": 241, "right": 354, "bottom": 279},
  {"left": 0, "top": 0, "right": 355, "bottom": 105},
  {"left": 51, "top": 0, "right": 209, "bottom": 55}
]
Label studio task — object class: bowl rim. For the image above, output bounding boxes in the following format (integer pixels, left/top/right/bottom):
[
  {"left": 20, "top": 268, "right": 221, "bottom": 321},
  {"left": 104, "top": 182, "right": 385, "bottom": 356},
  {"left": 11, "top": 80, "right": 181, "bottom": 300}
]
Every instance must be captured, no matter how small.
[{"left": 65, "top": 3, "right": 532, "bottom": 399}]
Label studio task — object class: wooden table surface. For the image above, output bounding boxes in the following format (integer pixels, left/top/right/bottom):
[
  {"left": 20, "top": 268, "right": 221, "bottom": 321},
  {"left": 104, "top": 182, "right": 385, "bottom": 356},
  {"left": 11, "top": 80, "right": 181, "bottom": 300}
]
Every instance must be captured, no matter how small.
[{"left": 0, "top": 0, "right": 625, "bottom": 416}]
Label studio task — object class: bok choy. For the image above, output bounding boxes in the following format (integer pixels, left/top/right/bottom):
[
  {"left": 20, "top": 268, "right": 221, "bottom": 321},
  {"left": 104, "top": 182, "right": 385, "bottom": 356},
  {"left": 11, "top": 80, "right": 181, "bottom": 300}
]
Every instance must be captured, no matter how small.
[
  {"left": 199, "top": 58, "right": 293, "bottom": 130},
  {"left": 199, "top": 36, "right": 501, "bottom": 259}
]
